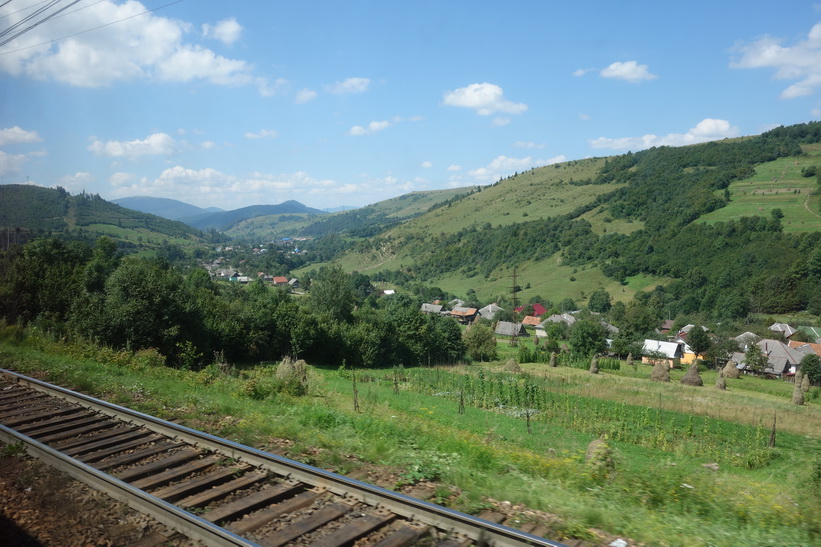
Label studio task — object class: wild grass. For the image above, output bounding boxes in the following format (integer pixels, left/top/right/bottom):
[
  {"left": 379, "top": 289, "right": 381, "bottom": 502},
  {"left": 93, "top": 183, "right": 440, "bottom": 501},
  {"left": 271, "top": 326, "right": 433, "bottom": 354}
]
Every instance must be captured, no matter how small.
[
  {"left": 700, "top": 145, "right": 821, "bottom": 232},
  {"left": 1, "top": 329, "right": 820, "bottom": 546}
]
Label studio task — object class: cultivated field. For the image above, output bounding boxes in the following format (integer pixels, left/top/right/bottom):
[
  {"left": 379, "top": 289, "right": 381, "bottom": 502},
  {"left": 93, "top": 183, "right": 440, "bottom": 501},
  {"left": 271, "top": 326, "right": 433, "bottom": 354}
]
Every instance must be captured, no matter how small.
[{"left": 2, "top": 328, "right": 819, "bottom": 547}]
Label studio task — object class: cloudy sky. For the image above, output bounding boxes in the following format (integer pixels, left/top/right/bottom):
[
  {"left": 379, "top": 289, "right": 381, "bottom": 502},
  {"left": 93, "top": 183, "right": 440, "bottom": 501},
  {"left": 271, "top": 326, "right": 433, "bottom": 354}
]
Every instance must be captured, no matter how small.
[{"left": 1, "top": 1, "right": 821, "bottom": 210}]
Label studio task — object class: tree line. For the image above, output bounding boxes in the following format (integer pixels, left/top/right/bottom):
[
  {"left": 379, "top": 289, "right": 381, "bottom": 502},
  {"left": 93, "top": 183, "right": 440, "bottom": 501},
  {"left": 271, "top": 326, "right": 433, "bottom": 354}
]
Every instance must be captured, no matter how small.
[{"left": 0, "top": 237, "right": 465, "bottom": 369}]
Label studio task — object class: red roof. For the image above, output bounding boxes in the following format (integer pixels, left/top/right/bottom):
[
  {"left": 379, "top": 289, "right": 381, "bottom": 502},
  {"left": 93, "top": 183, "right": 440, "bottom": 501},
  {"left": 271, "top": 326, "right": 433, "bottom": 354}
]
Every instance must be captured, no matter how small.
[
  {"left": 514, "top": 303, "right": 547, "bottom": 317},
  {"left": 272, "top": 276, "right": 288, "bottom": 284}
]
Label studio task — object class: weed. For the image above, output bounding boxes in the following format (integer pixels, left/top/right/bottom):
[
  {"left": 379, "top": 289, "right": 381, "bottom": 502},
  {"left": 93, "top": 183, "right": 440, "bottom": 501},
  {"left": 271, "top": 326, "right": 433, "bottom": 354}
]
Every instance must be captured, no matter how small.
[{"left": 0, "top": 441, "right": 26, "bottom": 458}]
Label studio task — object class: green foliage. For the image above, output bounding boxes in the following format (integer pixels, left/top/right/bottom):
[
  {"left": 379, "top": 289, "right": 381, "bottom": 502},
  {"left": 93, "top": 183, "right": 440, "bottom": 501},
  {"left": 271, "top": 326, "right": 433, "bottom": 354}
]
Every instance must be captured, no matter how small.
[
  {"left": 800, "top": 353, "right": 821, "bottom": 386},
  {"left": 587, "top": 288, "right": 612, "bottom": 313},
  {"left": 463, "top": 324, "right": 497, "bottom": 361},
  {"left": 569, "top": 319, "right": 607, "bottom": 357}
]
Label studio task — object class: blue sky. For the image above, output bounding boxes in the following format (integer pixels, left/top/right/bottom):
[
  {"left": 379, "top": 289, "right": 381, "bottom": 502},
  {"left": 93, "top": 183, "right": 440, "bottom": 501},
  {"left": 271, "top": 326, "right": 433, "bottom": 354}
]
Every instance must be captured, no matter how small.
[{"left": 1, "top": 1, "right": 821, "bottom": 211}]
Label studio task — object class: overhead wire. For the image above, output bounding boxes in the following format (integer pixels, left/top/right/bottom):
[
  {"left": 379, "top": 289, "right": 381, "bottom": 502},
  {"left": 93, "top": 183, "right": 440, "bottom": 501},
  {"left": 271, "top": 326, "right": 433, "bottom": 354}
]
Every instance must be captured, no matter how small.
[
  {"left": 0, "top": 0, "right": 57, "bottom": 21},
  {"left": 0, "top": 0, "right": 184, "bottom": 53},
  {"left": 0, "top": 0, "right": 63, "bottom": 39},
  {"left": 0, "top": 0, "right": 87, "bottom": 47}
]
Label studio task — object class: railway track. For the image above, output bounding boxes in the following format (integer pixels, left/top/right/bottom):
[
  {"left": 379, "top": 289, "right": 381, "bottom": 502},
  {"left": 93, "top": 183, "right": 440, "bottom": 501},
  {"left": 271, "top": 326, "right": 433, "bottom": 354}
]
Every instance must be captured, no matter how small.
[{"left": 0, "top": 368, "right": 569, "bottom": 547}]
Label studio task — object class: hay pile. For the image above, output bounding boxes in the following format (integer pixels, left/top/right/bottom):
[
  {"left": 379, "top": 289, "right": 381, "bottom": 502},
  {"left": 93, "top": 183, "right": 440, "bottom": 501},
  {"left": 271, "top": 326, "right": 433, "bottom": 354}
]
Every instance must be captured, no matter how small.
[
  {"left": 276, "top": 357, "right": 309, "bottom": 395},
  {"left": 589, "top": 355, "right": 599, "bottom": 374},
  {"left": 650, "top": 360, "right": 670, "bottom": 382},
  {"left": 715, "top": 376, "right": 727, "bottom": 390},
  {"left": 722, "top": 360, "right": 740, "bottom": 379},
  {"left": 680, "top": 363, "right": 703, "bottom": 386},
  {"left": 504, "top": 358, "right": 522, "bottom": 373},
  {"left": 549, "top": 352, "right": 558, "bottom": 367}
]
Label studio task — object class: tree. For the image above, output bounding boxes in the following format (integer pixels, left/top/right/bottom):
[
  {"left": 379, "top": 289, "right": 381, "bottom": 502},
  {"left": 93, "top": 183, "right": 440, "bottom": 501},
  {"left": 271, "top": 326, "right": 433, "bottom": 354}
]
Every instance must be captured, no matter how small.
[
  {"left": 463, "top": 324, "right": 497, "bottom": 361},
  {"left": 559, "top": 298, "right": 577, "bottom": 313},
  {"left": 686, "top": 326, "right": 712, "bottom": 362},
  {"left": 99, "top": 258, "right": 188, "bottom": 359},
  {"left": 570, "top": 319, "right": 607, "bottom": 357},
  {"left": 309, "top": 264, "right": 356, "bottom": 323},
  {"left": 744, "top": 347, "right": 769, "bottom": 374},
  {"left": 587, "top": 289, "right": 612, "bottom": 313},
  {"left": 800, "top": 354, "right": 821, "bottom": 386}
]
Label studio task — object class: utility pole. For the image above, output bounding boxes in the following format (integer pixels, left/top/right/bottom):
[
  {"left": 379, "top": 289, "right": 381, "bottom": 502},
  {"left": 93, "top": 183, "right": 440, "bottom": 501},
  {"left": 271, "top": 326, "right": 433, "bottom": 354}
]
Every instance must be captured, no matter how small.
[{"left": 510, "top": 266, "right": 519, "bottom": 346}]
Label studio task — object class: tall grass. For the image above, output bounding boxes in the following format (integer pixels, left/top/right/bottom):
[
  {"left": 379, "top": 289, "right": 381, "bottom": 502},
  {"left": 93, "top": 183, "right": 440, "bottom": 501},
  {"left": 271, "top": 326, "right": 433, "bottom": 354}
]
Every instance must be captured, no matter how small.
[{"left": 2, "top": 327, "right": 820, "bottom": 546}]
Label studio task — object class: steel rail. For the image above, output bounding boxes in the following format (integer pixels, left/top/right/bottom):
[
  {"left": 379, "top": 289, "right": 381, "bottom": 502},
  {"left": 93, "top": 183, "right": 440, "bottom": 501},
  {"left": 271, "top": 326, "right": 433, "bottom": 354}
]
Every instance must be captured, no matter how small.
[
  {"left": 1, "top": 368, "right": 569, "bottom": 547},
  {"left": 0, "top": 422, "right": 258, "bottom": 546}
]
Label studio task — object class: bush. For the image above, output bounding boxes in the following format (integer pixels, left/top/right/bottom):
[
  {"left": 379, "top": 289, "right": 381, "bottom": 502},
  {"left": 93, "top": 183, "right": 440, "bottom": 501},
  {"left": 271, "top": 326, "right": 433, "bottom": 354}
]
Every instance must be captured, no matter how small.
[{"left": 131, "top": 347, "right": 166, "bottom": 369}]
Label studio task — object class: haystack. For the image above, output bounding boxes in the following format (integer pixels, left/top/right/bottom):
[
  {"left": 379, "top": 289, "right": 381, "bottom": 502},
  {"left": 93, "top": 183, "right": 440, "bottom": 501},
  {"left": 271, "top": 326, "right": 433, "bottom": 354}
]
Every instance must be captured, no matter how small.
[
  {"left": 715, "top": 376, "right": 727, "bottom": 390},
  {"left": 801, "top": 373, "right": 811, "bottom": 393},
  {"left": 650, "top": 360, "right": 670, "bottom": 382},
  {"left": 276, "top": 357, "right": 309, "bottom": 391},
  {"left": 680, "top": 363, "right": 703, "bottom": 387},
  {"left": 722, "top": 360, "right": 740, "bottom": 379},
  {"left": 585, "top": 436, "right": 615, "bottom": 483},
  {"left": 504, "top": 358, "right": 522, "bottom": 373},
  {"left": 792, "top": 381, "right": 805, "bottom": 406},
  {"left": 625, "top": 352, "right": 634, "bottom": 368},
  {"left": 589, "top": 355, "right": 599, "bottom": 374},
  {"left": 549, "top": 351, "right": 558, "bottom": 367}
]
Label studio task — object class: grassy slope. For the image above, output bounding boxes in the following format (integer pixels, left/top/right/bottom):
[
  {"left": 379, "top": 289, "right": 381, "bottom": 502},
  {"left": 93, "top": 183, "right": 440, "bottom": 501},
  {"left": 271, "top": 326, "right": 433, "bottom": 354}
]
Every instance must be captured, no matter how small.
[
  {"left": 700, "top": 143, "right": 821, "bottom": 231},
  {"left": 2, "top": 334, "right": 819, "bottom": 547},
  {"left": 225, "top": 213, "right": 318, "bottom": 241},
  {"left": 323, "top": 157, "right": 656, "bottom": 304}
]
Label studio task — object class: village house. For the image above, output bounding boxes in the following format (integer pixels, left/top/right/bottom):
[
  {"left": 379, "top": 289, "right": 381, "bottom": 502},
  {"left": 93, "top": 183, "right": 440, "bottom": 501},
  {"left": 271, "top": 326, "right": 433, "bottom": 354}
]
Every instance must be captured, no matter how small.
[
  {"left": 641, "top": 339, "right": 684, "bottom": 368},
  {"left": 494, "top": 321, "right": 528, "bottom": 338},
  {"left": 478, "top": 303, "right": 504, "bottom": 321},
  {"left": 450, "top": 306, "right": 478, "bottom": 324}
]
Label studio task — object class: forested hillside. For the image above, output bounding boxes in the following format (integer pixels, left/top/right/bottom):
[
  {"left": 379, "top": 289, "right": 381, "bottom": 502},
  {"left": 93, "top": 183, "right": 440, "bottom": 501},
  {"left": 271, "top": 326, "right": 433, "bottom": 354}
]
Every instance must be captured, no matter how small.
[
  {"left": 0, "top": 185, "right": 210, "bottom": 250},
  {"left": 331, "top": 122, "right": 821, "bottom": 320}
]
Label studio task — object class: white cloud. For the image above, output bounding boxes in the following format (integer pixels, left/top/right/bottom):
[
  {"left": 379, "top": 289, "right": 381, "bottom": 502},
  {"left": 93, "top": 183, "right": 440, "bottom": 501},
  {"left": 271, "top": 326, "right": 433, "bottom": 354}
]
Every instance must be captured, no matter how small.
[
  {"left": 573, "top": 68, "right": 595, "bottom": 77},
  {"left": 492, "top": 117, "right": 511, "bottom": 126},
  {"left": 589, "top": 118, "right": 740, "bottom": 150},
  {"left": 421, "top": 161, "right": 433, "bottom": 168},
  {"left": 447, "top": 165, "right": 462, "bottom": 172},
  {"left": 201, "top": 141, "right": 217, "bottom": 150},
  {"left": 0, "top": 151, "right": 27, "bottom": 176},
  {"left": 328, "top": 77, "right": 370, "bottom": 94},
  {"left": 467, "top": 155, "right": 562, "bottom": 183},
  {"left": 108, "top": 165, "right": 365, "bottom": 209},
  {"left": 256, "top": 77, "right": 288, "bottom": 97},
  {"left": 58, "top": 172, "right": 95, "bottom": 191},
  {"left": 202, "top": 18, "right": 242, "bottom": 45},
  {"left": 0, "top": 126, "right": 42, "bottom": 145},
  {"left": 88, "top": 132, "right": 177, "bottom": 158},
  {"left": 245, "top": 129, "right": 278, "bottom": 139},
  {"left": 600, "top": 61, "right": 657, "bottom": 82},
  {"left": 443, "top": 83, "right": 528, "bottom": 116},
  {"left": 732, "top": 22, "right": 821, "bottom": 98},
  {"left": 0, "top": 1, "right": 259, "bottom": 90},
  {"left": 109, "top": 172, "right": 136, "bottom": 186},
  {"left": 513, "top": 141, "right": 545, "bottom": 149},
  {"left": 296, "top": 88, "right": 317, "bottom": 103},
  {"left": 349, "top": 120, "right": 391, "bottom": 136}
]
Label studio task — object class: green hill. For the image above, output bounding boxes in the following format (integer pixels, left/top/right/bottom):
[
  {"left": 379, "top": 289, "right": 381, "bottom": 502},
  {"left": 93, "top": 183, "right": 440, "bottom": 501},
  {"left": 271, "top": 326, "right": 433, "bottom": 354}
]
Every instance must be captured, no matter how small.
[
  {"left": 298, "top": 187, "right": 481, "bottom": 238},
  {"left": 310, "top": 122, "right": 821, "bottom": 319},
  {"left": 0, "top": 185, "right": 209, "bottom": 251}
]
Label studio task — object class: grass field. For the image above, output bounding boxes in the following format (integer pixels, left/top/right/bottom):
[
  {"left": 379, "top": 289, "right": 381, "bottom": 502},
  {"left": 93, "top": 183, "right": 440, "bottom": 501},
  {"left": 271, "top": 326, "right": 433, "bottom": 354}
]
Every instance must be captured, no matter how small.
[
  {"left": 700, "top": 144, "right": 821, "bottom": 232},
  {"left": 2, "top": 327, "right": 819, "bottom": 546}
]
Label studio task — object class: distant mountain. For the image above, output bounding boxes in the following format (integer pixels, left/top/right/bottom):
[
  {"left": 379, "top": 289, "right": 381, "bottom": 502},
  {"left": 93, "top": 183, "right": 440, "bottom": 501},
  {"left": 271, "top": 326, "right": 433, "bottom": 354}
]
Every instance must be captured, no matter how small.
[
  {"left": 112, "top": 196, "right": 222, "bottom": 221},
  {"left": 180, "top": 200, "right": 327, "bottom": 231},
  {"left": 0, "top": 185, "right": 207, "bottom": 250}
]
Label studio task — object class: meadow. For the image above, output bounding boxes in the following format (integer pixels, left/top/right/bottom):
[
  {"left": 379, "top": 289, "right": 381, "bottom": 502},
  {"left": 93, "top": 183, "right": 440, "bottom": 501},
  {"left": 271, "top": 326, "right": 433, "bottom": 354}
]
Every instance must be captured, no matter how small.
[
  {"left": 1, "top": 326, "right": 819, "bottom": 547},
  {"left": 700, "top": 143, "right": 821, "bottom": 232}
]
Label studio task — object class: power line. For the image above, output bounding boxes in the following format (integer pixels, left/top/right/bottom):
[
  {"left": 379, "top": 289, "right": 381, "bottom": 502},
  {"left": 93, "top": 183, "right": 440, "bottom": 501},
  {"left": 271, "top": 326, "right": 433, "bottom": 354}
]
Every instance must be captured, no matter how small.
[
  {"left": 0, "top": 1, "right": 56, "bottom": 21},
  {"left": 0, "top": 0, "right": 185, "bottom": 53},
  {"left": 0, "top": 0, "right": 64, "bottom": 40}
]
